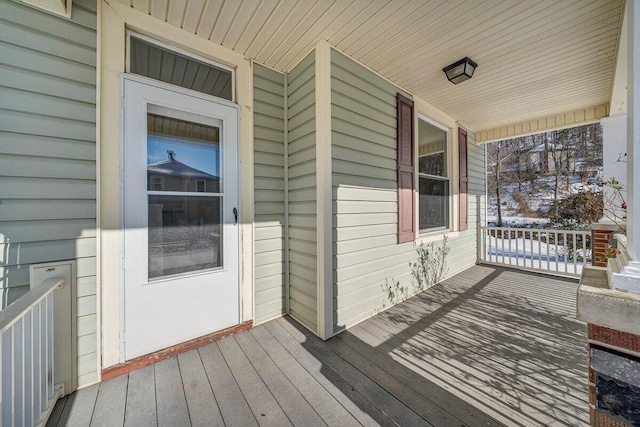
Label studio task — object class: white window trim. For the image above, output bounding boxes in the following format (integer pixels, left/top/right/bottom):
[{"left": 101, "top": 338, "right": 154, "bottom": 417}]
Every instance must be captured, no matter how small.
[
  {"left": 415, "top": 114, "right": 456, "bottom": 242},
  {"left": 126, "top": 31, "right": 236, "bottom": 103}
]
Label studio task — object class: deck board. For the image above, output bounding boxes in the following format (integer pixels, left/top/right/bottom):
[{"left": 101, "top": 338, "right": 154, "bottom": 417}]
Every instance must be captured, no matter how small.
[
  {"left": 124, "top": 364, "right": 157, "bottom": 427},
  {"left": 48, "top": 265, "right": 587, "bottom": 427},
  {"left": 277, "top": 317, "right": 432, "bottom": 427},
  {"left": 249, "top": 326, "right": 361, "bottom": 427},
  {"left": 45, "top": 395, "right": 67, "bottom": 427},
  {"left": 217, "top": 336, "right": 293, "bottom": 426},
  {"left": 90, "top": 374, "right": 127, "bottom": 426},
  {"left": 263, "top": 320, "right": 393, "bottom": 427},
  {"left": 198, "top": 343, "right": 258, "bottom": 427},
  {"left": 154, "top": 357, "right": 191, "bottom": 427},
  {"left": 54, "top": 383, "right": 98, "bottom": 427},
  {"left": 177, "top": 350, "right": 225, "bottom": 427},
  {"left": 234, "top": 331, "right": 326, "bottom": 427}
]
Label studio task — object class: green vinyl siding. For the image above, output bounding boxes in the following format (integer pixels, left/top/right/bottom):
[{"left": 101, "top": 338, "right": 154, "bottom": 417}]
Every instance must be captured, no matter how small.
[
  {"left": 0, "top": 0, "right": 97, "bottom": 388},
  {"left": 330, "top": 49, "right": 484, "bottom": 333},
  {"left": 253, "top": 64, "right": 286, "bottom": 324},
  {"left": 287, "top": 52, "right": 317, "bottom": 333}
]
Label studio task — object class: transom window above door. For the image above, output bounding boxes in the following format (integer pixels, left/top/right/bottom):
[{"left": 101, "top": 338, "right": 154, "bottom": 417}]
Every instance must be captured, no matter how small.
[{"left": 128, "top": 33, "right": 234, "bottom": 101}]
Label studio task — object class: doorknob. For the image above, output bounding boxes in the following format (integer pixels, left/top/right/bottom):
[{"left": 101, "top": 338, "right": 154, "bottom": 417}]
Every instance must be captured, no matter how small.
[{"left": 233, "top": 207, "right": 238, "bottom": 225}]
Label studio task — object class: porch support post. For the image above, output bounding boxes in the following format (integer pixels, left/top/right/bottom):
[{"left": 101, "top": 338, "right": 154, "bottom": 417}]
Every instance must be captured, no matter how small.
[
  {"left": 315, "top": 40, "right": 334, "bottom": 339},
  {"left": 609, "top": 0, "right": 640, "bottom": 293},
  {"left": 627, "top": 0, "right": 640, "bottom": 262}
]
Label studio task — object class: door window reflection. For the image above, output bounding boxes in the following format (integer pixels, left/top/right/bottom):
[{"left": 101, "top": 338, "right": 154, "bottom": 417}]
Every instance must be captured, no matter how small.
[
  {"left": 147, "top": 113, "right": 220, "bottom": 193},
  {"left": 146, "top": 112, "right": 223, "bottom": 279}
]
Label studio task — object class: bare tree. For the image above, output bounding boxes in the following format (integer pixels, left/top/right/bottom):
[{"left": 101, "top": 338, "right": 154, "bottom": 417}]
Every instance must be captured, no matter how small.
[
  {"left": 487, "top": 140, "right": 511, "bottom": 226},
  {"left": 486, "top": 122, "right": 603, "bottom": 224}
]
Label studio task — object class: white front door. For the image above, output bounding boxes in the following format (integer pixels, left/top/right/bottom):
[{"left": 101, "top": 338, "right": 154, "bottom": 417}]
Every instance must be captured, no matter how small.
[{"left": 123, "top": 78, "right": 239, "bottom": 360}]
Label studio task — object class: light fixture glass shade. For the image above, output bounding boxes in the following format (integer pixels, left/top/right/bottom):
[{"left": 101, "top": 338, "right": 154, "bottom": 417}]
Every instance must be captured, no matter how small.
[{"left": 443, "top": 57, "right": 477, "bottom": 84}]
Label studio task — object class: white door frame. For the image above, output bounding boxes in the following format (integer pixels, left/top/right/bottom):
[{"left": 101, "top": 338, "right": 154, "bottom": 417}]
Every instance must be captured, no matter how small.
[
  {"left": 120, "top": 74, "right": 241, "bottom": 360},
  {"left": 99, "top": 5, "right": 256, "bottom": 370}
]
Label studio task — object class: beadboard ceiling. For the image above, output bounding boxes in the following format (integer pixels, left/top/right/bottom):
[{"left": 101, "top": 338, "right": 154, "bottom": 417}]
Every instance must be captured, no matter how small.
[{"left": 116, "top": 0, "right": 624, "bottom": 133}]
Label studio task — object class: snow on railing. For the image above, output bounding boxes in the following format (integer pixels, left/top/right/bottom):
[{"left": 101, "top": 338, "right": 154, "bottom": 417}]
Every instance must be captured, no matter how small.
[
  {"left": 478, "top": 226, "right": 591, "bottom": 278},
  {"left": 0, "top": 277, "right": 63, "bottom": 427}
]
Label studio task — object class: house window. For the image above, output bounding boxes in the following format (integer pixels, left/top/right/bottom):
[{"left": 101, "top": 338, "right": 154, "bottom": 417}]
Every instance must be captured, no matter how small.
[
  {"left": 195, "top": 179, "right": 206, "bottom": 192},
  {"left": 418, "top": 117, "right": 449, "bottom": 232},
  {"left": 149, "top": 176, "right": 163, "bottom": 191},
  {"left": 128, "top": 33, "right": 234, "bottom": 101}
]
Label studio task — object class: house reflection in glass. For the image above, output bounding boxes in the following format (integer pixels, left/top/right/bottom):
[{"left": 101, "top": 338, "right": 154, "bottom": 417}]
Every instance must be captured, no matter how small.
[
  {"left": 147, "top": 150, "right": 220, "bottom": 193},
  {"left": 146, "top": 113, "right": 223, "bottom": 279}
]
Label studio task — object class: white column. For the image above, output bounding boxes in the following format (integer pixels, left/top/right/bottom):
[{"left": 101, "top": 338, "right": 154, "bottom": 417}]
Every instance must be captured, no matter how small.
[
  {"left": 628, "top": 0, "right": 640, "bottom": 261},
  {"left": 315, "top": 41, "right": 334, "bottom": 340},
  {"left": 612, "top": 0, "right": 640, "bottom": 293}
]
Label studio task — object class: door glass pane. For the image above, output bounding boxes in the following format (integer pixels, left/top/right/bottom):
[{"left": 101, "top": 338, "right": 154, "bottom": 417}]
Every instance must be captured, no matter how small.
[
  {"left": 147, "top": 113, "right": 220, "bottom": 193},
  {"left": 147, "top": 112, "right": 223, "bottom": 280},
  {"left": 148, "top": 195, "right": 222, "bottom": 279}
]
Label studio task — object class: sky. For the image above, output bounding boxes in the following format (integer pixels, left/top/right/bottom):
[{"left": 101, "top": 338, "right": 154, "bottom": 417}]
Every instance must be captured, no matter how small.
[{"left": 147, "top": 134, "right": 220, "bottom": 177}]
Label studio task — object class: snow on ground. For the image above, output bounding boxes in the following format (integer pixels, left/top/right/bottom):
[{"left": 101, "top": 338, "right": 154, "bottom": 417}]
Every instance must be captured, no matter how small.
[
  {"left": 486, "top": 215, "right": 549, "bottom": 227},
  {"left": 488, "top": 175, "right": 602, "bottom": 227}
]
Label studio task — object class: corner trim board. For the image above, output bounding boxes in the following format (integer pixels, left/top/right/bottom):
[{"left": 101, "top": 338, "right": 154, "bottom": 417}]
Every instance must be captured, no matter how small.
[{"left": 315, "top": 41, "right": 334, "bottom": 340}]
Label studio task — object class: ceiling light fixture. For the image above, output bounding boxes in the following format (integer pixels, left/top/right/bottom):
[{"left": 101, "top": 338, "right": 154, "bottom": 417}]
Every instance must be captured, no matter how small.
[{"left": 443, "top": 57, "right": 478, "bottom": 84}]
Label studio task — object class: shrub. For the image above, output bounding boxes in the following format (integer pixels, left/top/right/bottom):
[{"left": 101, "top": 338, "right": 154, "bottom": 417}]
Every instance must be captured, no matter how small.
[{"left": 547, "top": 190, "right": 603, "bottom": 229}]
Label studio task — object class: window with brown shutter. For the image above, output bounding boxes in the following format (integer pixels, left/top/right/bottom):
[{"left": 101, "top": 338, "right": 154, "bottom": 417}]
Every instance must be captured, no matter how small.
[
  {"left": 397, "top": 94, "right": 415, "bottom": 243},
  {"left": 458, "top": 128, "right": 469, "bottom": 231}
]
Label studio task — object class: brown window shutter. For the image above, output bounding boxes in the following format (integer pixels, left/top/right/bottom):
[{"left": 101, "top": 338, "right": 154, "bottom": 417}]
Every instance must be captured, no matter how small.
[
  {"left": 458, "top": 128, "right": 469, "bottom": 231},
  {"left": 397, "top": 94, "right": 415, "bottom": 243}
]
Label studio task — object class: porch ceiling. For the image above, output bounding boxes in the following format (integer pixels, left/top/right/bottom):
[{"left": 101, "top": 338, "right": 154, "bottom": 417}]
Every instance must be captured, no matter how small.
[{"left": 118, "top": 0, "right": 624, "bottom": 133}]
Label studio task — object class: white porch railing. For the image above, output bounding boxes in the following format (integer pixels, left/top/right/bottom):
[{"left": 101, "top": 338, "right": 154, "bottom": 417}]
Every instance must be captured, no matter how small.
[
  {"left": 0, "top": 277, "right": 63, "bottom": 427},
  {"left": 478, "top": 226, "right": 592, "bottom": 278}
]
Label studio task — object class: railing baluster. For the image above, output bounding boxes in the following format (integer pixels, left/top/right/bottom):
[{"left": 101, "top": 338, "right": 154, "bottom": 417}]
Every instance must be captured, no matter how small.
[
  {"left": 2, "top": 330, "right": 11, "bottom": 426},
  {"left": 523, "top": 230, "right": 526, "bottom": 268},
  {"left": 573, "top": 234, "right": 578, "bottom": 274},
  {"left": 553, "top": 231, "right": 558, "bottom": 271},
  {"left": 508, "top": 228, "right": 512, "bottom": 265},
  {"left": 33, "top": 302, "right": 41, "bottom": 424},
  {"left": 530, "top": 230, "right": 535, "bottom": 269},
  {"left": 514, "top": 230, "right": 519, "bottom": 266},
  {"left": 24, "top": 310, "right": 33, "bottom": 427},
  {"left": 499, "top": 228, "right": 503, "bottom": 264},
  {"left": 40, "top": 300, "right": 46, "bottom": 414},
  {"left": 564, "top": 232, "right": 569, "bottom": 273},
  {"left": 537, "top": 231, "right": 542, "bottom": 271},
  {"left": 47, "top": 295, "right": 53, "bottom": 400},
  {"left": 545, "top": 232, "right": 549, "bottom": 271},
  {"left": 14, "top": 318, "right": 24, "bottom": 427}
]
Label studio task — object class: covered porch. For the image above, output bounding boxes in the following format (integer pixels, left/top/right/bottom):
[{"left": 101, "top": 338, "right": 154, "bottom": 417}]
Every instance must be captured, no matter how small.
[{"left": 47, "top": 265, "right": 586, "bottom": 427}]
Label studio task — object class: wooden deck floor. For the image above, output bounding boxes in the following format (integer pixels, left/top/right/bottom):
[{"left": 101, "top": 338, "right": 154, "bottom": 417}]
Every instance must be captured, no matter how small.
[{"left": 47, "top": 265, "right": 588, "bottom": 427}]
